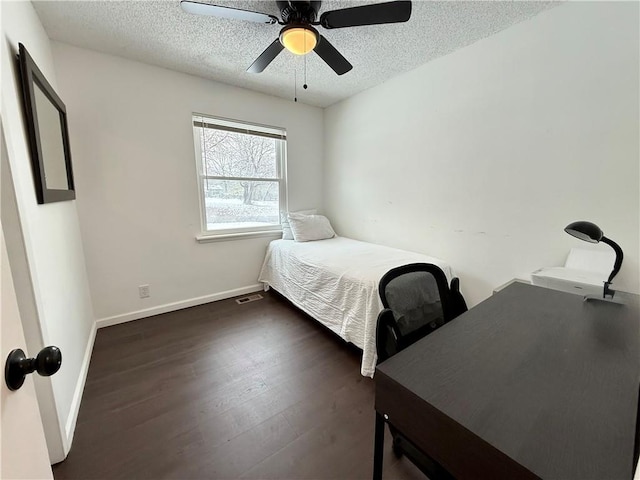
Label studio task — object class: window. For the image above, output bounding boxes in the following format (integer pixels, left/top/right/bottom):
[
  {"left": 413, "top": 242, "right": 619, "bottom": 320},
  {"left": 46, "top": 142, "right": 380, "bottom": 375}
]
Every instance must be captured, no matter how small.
[{"left": 192, "top": 114, "right": 287, "bottom": 238}]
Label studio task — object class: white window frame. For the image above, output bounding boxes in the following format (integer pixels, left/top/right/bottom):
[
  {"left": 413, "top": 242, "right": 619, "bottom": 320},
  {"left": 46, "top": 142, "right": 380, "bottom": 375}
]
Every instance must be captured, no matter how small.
[{"left": 192, "top": 114, "right": 287, "bottom": 242}]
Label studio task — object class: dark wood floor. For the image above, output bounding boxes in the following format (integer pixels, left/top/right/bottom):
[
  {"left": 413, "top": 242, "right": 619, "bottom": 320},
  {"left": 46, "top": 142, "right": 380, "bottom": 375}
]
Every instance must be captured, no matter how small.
[{"left": 53, "top": 291, "right": 425, "bottom": 479}]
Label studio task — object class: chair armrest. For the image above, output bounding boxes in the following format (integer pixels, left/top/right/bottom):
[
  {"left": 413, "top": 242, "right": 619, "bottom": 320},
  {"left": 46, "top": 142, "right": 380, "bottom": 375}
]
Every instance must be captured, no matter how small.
[
  {"left": 376, "top": 308, "right": 401, "bottom": 363},
  {"left": 449, "top": 277, "right": 468, "bottom": 319}
]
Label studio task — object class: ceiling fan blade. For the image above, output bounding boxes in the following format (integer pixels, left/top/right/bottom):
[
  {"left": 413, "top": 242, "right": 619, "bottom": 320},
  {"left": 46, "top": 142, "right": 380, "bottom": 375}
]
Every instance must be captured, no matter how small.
[
  {"left": 180, "top": 1, "right": 278, "bottom": 24},
  {"left": 247, "top": 39, "right": 285, "bottom": 73},
  {"left": 320, "top": 1, "right": 411, "bottom": 29},
  {"left": 314, "top": 35, "right": 352, "bottom": 75}
]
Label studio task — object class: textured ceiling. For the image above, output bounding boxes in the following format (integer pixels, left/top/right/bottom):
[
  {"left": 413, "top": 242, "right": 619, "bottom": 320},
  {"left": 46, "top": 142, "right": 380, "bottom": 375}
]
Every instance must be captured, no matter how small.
[{"left": 33, "top": 0, "right": 558, "bottom": 108}]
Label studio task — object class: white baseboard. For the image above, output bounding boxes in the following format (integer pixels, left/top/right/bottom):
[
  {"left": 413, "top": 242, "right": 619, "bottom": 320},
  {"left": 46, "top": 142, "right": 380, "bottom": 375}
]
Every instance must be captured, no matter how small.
[
  {"left": 63, "top": 321, "right": 97, "bottom": 452},
  {"left": 95, "top": 284, "right": 264, "bottom": 329}
]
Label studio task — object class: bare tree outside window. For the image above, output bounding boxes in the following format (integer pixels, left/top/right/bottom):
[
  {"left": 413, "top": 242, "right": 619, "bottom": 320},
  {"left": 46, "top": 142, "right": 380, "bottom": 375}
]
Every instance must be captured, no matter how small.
[{"left": 193, "top": 115, "right": 286, "bottom": 234}]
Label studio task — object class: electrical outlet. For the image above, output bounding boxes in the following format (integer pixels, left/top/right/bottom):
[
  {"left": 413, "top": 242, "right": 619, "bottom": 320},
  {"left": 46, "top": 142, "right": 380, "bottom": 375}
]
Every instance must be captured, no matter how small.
[{"left": 139, "top": 284, "right": 150, "bottom": 298}]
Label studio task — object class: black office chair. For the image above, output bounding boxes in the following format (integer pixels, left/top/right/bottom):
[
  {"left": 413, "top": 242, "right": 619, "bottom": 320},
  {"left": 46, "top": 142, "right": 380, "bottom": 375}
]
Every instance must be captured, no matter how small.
[
  {"left": 376, "top": 263, "right": 468, "bottom": 479},
  {"left": 376, "top": 263, "right": 467, "bottom": 362}
]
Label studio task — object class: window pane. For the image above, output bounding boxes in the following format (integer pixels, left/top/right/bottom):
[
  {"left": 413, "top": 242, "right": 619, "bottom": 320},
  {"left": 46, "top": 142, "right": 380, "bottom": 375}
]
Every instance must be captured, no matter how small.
[
  {"left": 203, "top": 179, "right": 279, "bottom": 230},
  {"left": 200, "top": 129, "right": 279, "bottom": 179}
]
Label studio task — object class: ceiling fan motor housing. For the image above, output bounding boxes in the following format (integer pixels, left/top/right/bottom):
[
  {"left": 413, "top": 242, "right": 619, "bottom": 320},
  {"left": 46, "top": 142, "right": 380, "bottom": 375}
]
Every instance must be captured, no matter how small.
[{"left": 277, "top": 1, "right": 322, "bottom": 24}]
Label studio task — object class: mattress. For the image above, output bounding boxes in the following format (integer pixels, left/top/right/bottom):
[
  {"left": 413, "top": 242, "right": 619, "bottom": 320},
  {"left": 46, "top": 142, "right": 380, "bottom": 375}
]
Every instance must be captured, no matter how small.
[{"left": 257, "top": 236, "right": 453, "bottom": 377}]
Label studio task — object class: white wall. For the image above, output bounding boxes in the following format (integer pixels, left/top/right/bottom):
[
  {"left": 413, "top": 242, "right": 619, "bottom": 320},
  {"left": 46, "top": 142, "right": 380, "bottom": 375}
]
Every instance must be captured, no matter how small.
[
  {"left": 51, "top": 43, "right": 324, "bottom": 324},
  {"left": 1, "top": 0, "right": 95, "bottom": 463},
  {"left": 324, "top": 2, "right": 639, "bottom": 306}
]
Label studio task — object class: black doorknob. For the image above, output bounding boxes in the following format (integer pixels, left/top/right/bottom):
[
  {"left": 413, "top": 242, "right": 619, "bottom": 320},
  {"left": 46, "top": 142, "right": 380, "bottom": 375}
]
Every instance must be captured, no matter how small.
[{"left": 4, "top": 346, "right": 62, "bottom": 391}]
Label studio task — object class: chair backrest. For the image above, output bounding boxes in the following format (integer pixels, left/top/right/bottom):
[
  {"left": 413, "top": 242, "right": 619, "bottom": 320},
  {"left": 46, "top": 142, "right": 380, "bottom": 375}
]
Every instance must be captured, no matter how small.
[{"left": 376, "top": 263, "right": 466, "bottom": 363}]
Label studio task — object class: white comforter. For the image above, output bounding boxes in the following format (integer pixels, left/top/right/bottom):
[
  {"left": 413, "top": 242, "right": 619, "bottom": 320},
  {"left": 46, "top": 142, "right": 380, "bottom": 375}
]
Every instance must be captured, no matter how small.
[{"left": 257, "top": 236, "right": 453, "bottom": 377}]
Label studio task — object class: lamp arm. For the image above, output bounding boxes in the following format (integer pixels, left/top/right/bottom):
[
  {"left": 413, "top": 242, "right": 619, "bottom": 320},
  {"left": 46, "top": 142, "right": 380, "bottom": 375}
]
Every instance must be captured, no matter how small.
[{"left": 600, "top": 236, "right": 623, "bottom": 283}]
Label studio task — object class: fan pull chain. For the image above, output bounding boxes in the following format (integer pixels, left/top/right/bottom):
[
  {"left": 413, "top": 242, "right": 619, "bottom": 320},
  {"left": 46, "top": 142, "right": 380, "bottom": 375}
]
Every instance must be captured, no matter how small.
[
  {"left": 303, "top": 54, "right": 308, "bottom": 90},
  {"left": 294, "top": 68, "right": 297, "bottom": 103},
  {"left": 303, "top": 33, "right": 308, "bottom": 90}
]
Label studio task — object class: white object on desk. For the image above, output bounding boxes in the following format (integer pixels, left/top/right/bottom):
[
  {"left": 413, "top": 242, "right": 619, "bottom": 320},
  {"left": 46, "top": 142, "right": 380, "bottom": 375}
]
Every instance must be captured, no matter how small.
[{"left": 531, "top": 248, "right": 615, "bottom": 296}]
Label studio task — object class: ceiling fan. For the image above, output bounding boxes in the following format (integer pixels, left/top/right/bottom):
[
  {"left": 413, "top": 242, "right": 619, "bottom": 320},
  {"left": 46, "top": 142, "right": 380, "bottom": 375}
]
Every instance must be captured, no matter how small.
[{"left": 180, "top": 1, "right": 412, "bottom": 75}]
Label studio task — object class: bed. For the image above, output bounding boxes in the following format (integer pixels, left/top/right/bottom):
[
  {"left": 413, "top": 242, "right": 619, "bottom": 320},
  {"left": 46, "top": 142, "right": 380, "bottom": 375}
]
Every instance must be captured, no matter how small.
[{"left": 258, "top": 236, "right": 453, "bottom": 377}]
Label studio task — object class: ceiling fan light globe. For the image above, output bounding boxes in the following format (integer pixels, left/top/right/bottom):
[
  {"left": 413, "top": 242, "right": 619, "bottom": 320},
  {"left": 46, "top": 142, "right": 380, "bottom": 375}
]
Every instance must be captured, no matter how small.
[{"left": 280, "top": 26, "right": 318, "bottom": 55}]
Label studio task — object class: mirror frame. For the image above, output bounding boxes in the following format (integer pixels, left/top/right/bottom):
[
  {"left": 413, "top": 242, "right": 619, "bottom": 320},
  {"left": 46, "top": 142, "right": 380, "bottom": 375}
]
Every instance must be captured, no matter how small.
[{"left": 18, "top": 43, "right": 75, "bottom": 204}]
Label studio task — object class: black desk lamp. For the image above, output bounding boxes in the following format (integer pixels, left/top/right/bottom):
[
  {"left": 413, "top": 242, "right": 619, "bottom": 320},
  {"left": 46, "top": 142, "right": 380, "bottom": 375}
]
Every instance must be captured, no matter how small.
[{"left": 564, "top": 221, "right": 623, "bottom": 299}]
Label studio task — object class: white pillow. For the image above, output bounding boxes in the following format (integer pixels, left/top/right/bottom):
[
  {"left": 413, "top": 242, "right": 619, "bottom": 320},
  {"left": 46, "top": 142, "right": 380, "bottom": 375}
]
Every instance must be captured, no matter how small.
[
  {"left": 281, "top": 209, "right": 316, "bottom": 240},
  {"left": 288, "top": 213, "right": 336, "bottom": 242}
]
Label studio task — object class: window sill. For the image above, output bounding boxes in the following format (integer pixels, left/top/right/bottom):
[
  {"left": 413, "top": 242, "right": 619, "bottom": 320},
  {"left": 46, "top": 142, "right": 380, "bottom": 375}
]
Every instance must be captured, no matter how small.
[{"left": 196, "top": 230, "right": 282, "bottom": 244}]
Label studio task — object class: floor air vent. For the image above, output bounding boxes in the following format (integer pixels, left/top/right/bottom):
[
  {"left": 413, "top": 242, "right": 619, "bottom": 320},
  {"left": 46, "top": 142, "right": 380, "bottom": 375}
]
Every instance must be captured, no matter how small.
[{"left": 235, "top": 293, "right": 263, "bottom": 305}]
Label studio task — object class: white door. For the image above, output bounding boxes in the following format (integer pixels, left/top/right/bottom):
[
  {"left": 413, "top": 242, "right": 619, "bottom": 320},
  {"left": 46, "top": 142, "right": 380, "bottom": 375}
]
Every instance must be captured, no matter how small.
[{"left": 1, "top": 120, "right": 52, "bottom": 479}]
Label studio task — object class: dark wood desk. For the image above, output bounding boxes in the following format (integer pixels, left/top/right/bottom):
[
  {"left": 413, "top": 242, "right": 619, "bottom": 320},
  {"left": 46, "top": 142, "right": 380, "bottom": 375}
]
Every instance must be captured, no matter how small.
[{"left": 374, "top": 282, "right": 639, "bottom": 480}]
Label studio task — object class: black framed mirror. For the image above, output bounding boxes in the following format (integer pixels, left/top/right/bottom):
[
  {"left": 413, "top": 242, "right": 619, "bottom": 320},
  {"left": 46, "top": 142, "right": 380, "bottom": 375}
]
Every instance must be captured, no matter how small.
[{"left": 18, "top": 43, "right": 75, "bottom": 204}]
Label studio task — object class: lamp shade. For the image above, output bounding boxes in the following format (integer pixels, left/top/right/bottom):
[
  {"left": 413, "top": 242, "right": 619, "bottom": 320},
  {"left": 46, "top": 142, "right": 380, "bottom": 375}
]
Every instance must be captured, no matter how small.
[
  {"left": 564, "top": 221, "right": 603, "bottom": 244},
  {"left": 280, "top": 26, "right": 318, "bottom": 55},
  {"left": 564, "top": 220, "right": 624, "bottom": 298}
]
